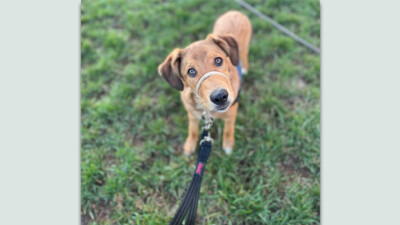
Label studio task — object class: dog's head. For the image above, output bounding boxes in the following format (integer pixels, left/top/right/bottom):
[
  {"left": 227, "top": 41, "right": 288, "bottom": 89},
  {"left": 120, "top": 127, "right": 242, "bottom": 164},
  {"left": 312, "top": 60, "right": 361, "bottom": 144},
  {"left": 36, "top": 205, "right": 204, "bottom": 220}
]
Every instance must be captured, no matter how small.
[{"left": 158, "top": 34, "right": 239, "bottom": 112}]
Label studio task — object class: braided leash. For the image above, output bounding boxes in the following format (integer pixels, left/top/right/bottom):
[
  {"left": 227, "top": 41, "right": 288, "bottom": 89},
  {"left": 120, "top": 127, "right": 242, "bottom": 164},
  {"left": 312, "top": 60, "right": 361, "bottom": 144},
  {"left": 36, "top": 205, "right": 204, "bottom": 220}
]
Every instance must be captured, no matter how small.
[
  {"left": 169, "top": 112, "right": 214, "bottom": 225},
  {"left": 169, "top": 68, "right": 236, "bottom": 224}
]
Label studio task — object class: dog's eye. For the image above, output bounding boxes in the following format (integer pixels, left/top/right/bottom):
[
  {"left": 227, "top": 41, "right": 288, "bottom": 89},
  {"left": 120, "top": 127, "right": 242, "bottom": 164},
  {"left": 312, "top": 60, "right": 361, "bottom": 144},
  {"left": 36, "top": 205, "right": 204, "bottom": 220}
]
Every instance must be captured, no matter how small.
[
  {"left": 214, "top": 57, "right": 223, "bottom": 66},
  {"left": 187, "top": 68, "right": 196, "bottom": 77}
]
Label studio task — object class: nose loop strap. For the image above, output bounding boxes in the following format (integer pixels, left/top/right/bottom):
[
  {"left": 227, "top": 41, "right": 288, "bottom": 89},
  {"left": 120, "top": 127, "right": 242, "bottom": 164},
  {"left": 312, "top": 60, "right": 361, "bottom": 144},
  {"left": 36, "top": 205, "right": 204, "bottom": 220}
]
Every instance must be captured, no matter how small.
[{"left": 194, "top": 71, "right": 231, "bottom": 98}]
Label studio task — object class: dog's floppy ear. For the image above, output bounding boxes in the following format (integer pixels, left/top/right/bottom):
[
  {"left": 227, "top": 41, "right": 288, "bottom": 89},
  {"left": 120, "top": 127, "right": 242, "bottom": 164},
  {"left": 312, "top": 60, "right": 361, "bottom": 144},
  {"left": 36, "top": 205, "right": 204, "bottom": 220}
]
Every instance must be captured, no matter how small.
[
  {"left": 207, "top": 34, "right": 239, "bottom": 66},
  {"left": 158, "top": 48, "right": 184, "bottom": 91}
]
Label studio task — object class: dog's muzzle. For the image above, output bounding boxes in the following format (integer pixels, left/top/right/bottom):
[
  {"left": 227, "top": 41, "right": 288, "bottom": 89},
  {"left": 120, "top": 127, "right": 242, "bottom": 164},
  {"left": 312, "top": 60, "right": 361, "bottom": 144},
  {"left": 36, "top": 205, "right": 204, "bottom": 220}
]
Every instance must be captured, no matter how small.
[{"left": 194, "top": 71, "right": 231, "bottom": 98}]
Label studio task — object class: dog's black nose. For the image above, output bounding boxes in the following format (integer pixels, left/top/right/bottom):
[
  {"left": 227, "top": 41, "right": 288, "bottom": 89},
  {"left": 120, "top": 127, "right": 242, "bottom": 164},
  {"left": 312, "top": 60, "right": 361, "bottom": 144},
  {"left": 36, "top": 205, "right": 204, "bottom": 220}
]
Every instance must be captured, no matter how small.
[{"left": 210, "top": 89, "right": 229, "bottom": 106}]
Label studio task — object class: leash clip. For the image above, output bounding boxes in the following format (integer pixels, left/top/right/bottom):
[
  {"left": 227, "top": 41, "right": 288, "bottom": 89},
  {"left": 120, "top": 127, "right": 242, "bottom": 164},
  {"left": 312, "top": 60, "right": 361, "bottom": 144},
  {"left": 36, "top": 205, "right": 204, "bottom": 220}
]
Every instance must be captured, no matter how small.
[
  {"left": 201, "top": 121, "right": 213, "bottom": 131},
  {"left": 201, "top": 111, "right": 213, "bottom": 131},
  {"left": 199, "top": 135, "right": 213, "bottom": 145},
  {"left": 199, "top": 110, "right": 214, "bottom": 145}
]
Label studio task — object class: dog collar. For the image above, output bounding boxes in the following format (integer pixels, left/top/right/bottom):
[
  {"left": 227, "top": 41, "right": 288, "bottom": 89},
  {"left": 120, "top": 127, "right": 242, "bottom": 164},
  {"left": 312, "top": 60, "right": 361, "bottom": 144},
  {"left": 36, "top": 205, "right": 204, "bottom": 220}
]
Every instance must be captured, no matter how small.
[
  {"left": 236, "top": 60, "right": 242, "bottom": 84},
  {"left": 194, "top": 71, "right": 231, "bottom": 97},
  {"left": 232, "top": 60, "right": 242, "bottom": 104}
]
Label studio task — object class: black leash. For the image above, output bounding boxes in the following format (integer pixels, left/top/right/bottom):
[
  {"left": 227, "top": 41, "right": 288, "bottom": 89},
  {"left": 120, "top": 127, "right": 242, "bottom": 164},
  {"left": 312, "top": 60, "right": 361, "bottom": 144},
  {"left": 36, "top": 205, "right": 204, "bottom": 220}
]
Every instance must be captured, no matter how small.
[
  {"left": 169, "top": 117, "right": 214, "bottom": 225},
  {"left": 168, "top": 61, "right": 243, "bottom": 223}
]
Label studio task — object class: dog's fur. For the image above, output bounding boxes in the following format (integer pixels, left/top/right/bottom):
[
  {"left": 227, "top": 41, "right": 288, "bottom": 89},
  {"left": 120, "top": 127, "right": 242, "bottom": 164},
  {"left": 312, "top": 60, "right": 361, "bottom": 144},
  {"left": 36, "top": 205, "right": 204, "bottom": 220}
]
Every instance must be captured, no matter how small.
[{"left": 158, "top": 11, "right": 252, "bottom": 155}]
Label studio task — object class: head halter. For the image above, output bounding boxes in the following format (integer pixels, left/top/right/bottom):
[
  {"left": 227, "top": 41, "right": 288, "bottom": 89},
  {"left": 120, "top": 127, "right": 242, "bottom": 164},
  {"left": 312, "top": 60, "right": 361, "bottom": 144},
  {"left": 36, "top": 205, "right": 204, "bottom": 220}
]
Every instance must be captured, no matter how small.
[{"left": 194, "top": 71, "right": 231, "bottom": 98}]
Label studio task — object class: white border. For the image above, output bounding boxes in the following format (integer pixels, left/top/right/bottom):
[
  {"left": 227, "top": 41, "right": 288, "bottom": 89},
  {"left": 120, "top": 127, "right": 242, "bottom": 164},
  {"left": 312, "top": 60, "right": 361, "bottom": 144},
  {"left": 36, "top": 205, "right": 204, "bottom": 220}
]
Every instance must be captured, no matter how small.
[
  {"left": 0, "top": 1, "right": 80, "bottom": 224},
  {"left": 0, "top": 0, "right": 400, "bottom": 224},
  {"left": 321, "top": 0, "right": 400, "bottom": 224}
]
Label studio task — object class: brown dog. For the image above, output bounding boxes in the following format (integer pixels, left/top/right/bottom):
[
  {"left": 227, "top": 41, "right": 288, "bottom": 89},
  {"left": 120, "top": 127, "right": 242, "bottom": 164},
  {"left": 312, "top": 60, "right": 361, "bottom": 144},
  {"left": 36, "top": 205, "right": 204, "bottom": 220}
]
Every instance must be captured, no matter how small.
[{"left": 158, "top": 11, "right": 252, "bottom": 155}]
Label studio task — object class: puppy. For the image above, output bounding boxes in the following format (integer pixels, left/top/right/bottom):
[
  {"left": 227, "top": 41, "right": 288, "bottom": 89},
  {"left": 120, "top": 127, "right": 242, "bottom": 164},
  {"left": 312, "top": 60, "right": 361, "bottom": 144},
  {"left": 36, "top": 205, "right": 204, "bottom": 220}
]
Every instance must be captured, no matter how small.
[{"left": 158, "top": 11, "right": 252, "bottom": 155}]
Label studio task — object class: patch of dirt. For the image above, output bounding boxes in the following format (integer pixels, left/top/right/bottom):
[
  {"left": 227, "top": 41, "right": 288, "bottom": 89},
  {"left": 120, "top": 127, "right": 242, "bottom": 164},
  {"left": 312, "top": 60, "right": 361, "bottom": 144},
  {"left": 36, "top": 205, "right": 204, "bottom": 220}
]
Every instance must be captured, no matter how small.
[
  {"left": 104, "top": 151, "right": 117, "bottom": 167},
  {"left": 127, "top": 133, "right": 145, "bottom": 148},
  {"left": 286, "top": 96, "right": 302, "bottom": 110},
  {"left": 295, "top": 78, "right": 307, "bottom": 89},
  {"left": 81, "top": 200, "right": 112, "bottom": 225},
  {"left": 81, "top": 213, "right": 91, "bottom": 225},
  {"left": 276, "top": 154, "right": 311, "bottom": 184},
  {"left": 132, "top": 187, "right": 178, "bottom": 219},
  {"left": 285, "top": 78, "right": 308, "bottom": 90}
]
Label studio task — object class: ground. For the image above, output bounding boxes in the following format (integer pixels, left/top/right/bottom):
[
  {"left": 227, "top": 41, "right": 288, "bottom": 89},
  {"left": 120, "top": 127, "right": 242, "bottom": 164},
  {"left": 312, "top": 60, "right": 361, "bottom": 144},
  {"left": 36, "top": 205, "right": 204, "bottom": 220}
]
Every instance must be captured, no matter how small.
[{"left": 81, "top": 0, "right": 320, "bottom": 224}]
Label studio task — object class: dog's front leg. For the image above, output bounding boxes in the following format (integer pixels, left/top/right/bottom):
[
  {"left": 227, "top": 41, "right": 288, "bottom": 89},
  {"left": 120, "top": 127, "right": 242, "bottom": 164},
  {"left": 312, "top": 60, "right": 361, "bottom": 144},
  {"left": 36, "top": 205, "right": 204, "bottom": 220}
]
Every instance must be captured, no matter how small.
[
  {"left": 222, "top": 104, "right": 238, "bottom": 155},
  {"left": 183, "top": 113, "right": 200, "bottom": 156}
]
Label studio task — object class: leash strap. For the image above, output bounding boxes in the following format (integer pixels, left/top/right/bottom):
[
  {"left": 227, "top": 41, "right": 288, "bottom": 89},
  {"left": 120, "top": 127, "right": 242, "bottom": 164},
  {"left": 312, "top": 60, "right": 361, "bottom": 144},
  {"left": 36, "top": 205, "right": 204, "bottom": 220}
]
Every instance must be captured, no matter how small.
[
  {"left": 169, "top": 128, "right": 213, "bottom": 224},
  {"left": 169, "top": 63, "right": 243, "bottom": 223}
]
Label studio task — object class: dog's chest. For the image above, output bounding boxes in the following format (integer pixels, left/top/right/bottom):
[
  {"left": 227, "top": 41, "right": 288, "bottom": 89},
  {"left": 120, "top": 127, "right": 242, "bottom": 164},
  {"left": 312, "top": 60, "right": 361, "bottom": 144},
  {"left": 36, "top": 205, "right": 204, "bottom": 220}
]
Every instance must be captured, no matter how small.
[
  {"left": 181, "top": 91, "right": 205, "bottom": 119},
  {"left": 191, "top": 95, "right": 206, "bottom": 118}
]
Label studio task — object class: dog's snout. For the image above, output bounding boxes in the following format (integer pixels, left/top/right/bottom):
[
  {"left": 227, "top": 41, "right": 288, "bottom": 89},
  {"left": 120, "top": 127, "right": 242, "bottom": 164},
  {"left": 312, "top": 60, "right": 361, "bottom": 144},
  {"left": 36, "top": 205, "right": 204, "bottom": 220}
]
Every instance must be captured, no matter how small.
[{"left": 210, "top": 89, "right": 229, "bottom": 106}]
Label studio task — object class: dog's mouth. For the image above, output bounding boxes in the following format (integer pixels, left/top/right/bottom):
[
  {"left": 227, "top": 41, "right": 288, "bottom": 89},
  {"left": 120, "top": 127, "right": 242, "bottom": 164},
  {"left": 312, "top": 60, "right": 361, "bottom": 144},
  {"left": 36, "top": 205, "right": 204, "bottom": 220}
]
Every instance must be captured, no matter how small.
[{"left": 214, "top": 101, "right": 231, "bottom": 112}]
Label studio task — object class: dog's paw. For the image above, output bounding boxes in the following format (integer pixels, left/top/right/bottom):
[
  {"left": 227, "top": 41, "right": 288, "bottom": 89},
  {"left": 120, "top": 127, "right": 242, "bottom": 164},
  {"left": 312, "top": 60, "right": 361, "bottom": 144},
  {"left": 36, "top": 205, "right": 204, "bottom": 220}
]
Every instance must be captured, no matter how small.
[
  {"left": 223, "top": 138, "right": 234, "bottom": 155},
  {"left": 183, "top": 139, "right": 197, "bottom": 156},
  {"left": 223, "top": 147, "right": 232, "bottom": 155}
]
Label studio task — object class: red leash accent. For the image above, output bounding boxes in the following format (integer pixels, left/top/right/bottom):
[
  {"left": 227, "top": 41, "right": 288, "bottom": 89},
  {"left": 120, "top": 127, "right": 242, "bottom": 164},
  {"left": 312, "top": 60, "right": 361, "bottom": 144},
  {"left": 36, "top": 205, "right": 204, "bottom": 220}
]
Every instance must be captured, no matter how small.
[
  {"left": 195, "top": 162, "right": 204, "bottom": 175},
  {"left": 169, "top": 129, "right": 213, "bottom": 225}
]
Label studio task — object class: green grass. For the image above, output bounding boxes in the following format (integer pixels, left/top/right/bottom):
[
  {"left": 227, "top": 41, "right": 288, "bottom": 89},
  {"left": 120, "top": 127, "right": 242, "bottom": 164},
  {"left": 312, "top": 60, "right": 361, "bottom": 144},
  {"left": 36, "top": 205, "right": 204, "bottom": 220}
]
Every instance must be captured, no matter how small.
[{"left": 81, "top": 0, "right": 320, "bottom": 224}]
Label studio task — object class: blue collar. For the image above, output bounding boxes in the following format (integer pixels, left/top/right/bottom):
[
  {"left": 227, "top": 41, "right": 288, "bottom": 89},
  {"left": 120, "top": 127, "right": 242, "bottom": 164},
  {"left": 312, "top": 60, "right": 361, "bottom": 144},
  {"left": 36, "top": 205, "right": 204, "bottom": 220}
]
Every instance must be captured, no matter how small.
[
  {"left": 236, "top": 60, "right": 242, "bottom": 84},
  {"left": 234, "top": 60, "right": 242, "bottom": 103}
]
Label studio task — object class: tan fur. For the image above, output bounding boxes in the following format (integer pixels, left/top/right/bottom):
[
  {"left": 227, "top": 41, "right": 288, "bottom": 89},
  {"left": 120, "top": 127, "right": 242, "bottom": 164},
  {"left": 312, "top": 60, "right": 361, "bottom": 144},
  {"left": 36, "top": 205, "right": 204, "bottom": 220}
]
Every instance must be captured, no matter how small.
[
  {"left": 158, "top": 11, "right": 252, "bottom": 155},
  {"left": 213, "top": 11, "right": 252, "bottom": 71}
]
